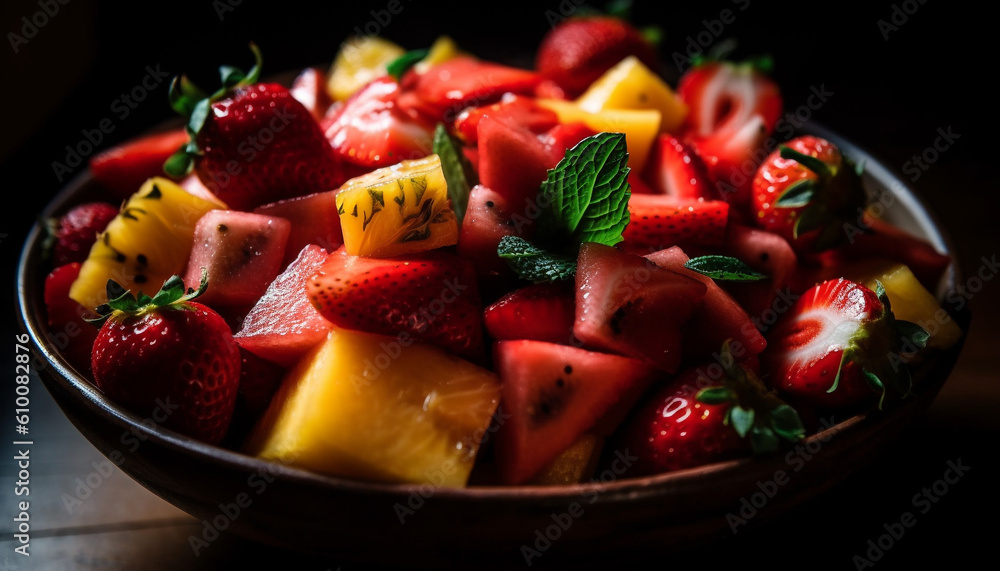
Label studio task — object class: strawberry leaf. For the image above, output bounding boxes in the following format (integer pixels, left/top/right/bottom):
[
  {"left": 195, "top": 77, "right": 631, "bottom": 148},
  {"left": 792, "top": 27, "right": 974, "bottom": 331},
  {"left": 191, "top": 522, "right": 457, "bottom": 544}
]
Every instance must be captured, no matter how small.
[
  {"left": 749, "top": 425, "right": 780, "bottom": 453},
  {"left": 387, "top": 49, "right": 430, "bottom": 80},
  {"left": 432, "top": 124, "right": 474, "bottom": 226},
  {"left": 728, "top": 405, "right": 755, "bottom": 438},
  {"left": 775, "top": 179, "right": 815, "bottom": 208},
  {"left": 684, "top": 255, "right": 767, "bottom": 281},
  {"left": 896, "top": 320, "right": 930, "bottom": 349},
  {"left": 779, "top": 145, "right": 831, "bottom": 178},
  {"left": 498, "top": 236, "right": 577, "bottom": 283},
  {"left": 540, "top": 132, "right": 631, "bottom": 247},
  {"left": 769, "top": 404, "right": 806, "bottom": 441},
  {"left": 696, "top": 386, "right": 735, "bottom": 405}
]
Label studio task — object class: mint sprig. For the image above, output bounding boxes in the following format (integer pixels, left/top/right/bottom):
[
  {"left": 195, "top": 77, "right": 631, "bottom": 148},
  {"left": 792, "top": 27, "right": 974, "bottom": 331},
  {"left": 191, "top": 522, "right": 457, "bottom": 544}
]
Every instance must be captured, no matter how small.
[
  {"left": 684, "top": 255, "right": 767, "bottom": 281},
  {"left": 432, "top": 123, "right": 475, "bottom": 226},
  {"left": 497, "top": 236, "right": 577, "bottom": 282}
]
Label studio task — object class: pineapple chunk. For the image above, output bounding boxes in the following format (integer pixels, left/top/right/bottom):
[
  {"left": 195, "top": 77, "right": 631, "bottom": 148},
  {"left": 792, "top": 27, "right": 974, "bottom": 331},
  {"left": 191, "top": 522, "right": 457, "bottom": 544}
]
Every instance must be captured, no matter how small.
[
  {"left": 335, "top": 154, "right": 458, "bottom": 257},
  {"left": 327, "top": 36, "right": 405, "bottom": 102},
  {"left": 536, "top": 98, "right": 661, "bottom": 172},
  {"left": 413, "top": 35, "right": 463, "bottom": 74},
  {"left": 528, "top": 433, "right": 604, "bottom": 485},
  {"left": 576, "top": 56, "right": 689, "bottom": 134},
  {"left": 244, "top": 328, "right": 501, "bottom": 487},
  {"left": 69, "top": 177, "right": 225, "bottom": 310}
]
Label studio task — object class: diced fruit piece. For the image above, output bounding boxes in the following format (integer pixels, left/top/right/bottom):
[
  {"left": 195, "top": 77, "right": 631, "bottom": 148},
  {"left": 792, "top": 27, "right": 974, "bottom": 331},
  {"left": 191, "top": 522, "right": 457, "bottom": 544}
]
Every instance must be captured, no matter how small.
[
  {"left": 535, "top": 16, "right": 659, "bottom": 97},
  {"left": 44, "top": 263, "right": 99, "bottom": 376},
  {"left": 528, "top": 433, "right": 604, "bottom": 485},
  {"left": 483, "top": 281, "right": 576, "bottom": 345},
  {"left": 476, "top": 115, "right": 553, "bottom": 209},
  {"left": 324, "top": 76, "right": 436, "bottom": 169},
  {"left": 457, "top": 184, "right": 532, "bottom": 287},
  {"left": 536, "top": 98, "right": 660, "bottom": 171},
  {"left": 244, "top": 327, "right": 501, "bottom": 487},
  {"left": 642, "top": 134, "right": 718, "bottom": 200},
  {"left": 621, "top": 194, "right": 729, "bottom": 251},
  {"left": 235, "top": 245, "right": 333, "bottom": 368},
  {"left": 404, "top": 56, "right": 542, "bottom": 122},
  {"left": 574, "top": 243, "right": 707, "bottom": 371},
  {"left": 183, "top": 210, "right": 291, "bottom": 308},
  {"left": 849, "top": 262, "right": 963, "bottom": 350},
  {"left": 307, "top": 246, "right": 484, "bottom": 360},
  {"left": 326, "top": 35, "right": 405, "bottom": 102},
  {"left": 235, "top": 346, "right": 287, "bottom": 418},
  {"left": 576, "top": 56, "right": 688, "bottom": 134},
  {"left": 716, "top": 223, "right": 798, "bottom": 328},
  {"left": 69, "top": 177, "right": 226, "bottom": 310},
  {"left": 47, "top": 201, "right": 119, "bottom": 266},
  {"left": 413, "top": 35, "right": 462, "bottom": 75},
  {"left": 335, "top": 154, "right": 457, "bottom": 257},
  {"left": 89, "top": 128, "right": 190, "bottom": 199},
  {"left": 453, "top": 95, "right": 560, "bottom": 145},
  {"left": 538, "top": 121, "right": 598, "bottom": 166},
  {"left": 290, "top": 66, "right": 332, "bottom": 119},
  {"left": 492, "top": 339, "right": 659, "bottom": 485},
  {"left": 254, "top": 189, "right": 343, "bottom": 268},
  {"left": 646, "top": 246, "right": 766, "bottom": 360}
]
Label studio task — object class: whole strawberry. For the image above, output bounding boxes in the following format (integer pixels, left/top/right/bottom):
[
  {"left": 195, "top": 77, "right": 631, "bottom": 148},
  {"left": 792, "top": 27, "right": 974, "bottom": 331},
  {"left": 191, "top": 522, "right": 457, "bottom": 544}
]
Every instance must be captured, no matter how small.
[
  {"left": 47, "top": 201, "right": 119, "bottom": 265},
  {"left": 536, "top": 15, "right": 659, "bottom": 97},
  {"left": 165, "top": 44, "right": 344, "bottom": 211},
  {"left": 616, "top": 343, "right": 804, "bottom": 477},
  {"left": 90, "top": 272, "right": 241, "bottom": 444},
  {"left": 762, "top": 278, "right": 929, "bottom": 410}
]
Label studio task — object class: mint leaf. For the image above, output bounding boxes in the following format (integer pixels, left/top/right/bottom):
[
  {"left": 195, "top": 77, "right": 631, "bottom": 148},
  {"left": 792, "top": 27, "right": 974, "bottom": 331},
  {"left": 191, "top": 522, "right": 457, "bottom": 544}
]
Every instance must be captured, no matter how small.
[
  {"left": 497, "top": 236, "right": 576, "bottom": 283},
  {"left": 540, "top": 132, "right": 631, "bottom": 247},
  {"left": 386, "top": 49, "right": 429, "bottom": 80},
  {"left": 684, "top": 255, "right": 767, "bottom": 281},
  {"left": 432, "top": 124, "right": 473, "bottom": 226}
]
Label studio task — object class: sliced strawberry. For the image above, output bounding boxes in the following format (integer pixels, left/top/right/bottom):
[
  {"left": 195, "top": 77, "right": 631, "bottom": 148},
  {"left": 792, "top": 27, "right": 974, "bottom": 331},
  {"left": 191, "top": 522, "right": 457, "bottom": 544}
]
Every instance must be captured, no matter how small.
[
  {"left": 642, "top": 134, "right": 719, "bottom": 200},
  {"left": 678, "top": 60, "right": 783, "bottom": 210},
  {"left": 289, "top": 66, "right": 333, "bottom": 120},
  {"left": 324, "top": 76, "right": 436, "bottom": 169},
  {"left": 621, "top": 194, "right": 729, "bottom": 252},
  {"left": 47, "top": 201, "right": 119, "bottom": 266},
  {"left": 537, "top": 121, "right": 598, "bottom": 165},
  {"left": 405, "top": 56, "right": 542, "bottom": 122},
  {"left": 763, "top": 278, "right": 929, "bottom": 410},
  {"left": 483, "top": 281, "right": 576, "bottom": 345},
  {"left": 454, "top": 94, "right": 559, "bottom": 145},
  {"left": 89, "top": 128, "right": 190, "bottom": 199},
  {"left": 307, "top": 246, "right": 485, "bottom": 361}
]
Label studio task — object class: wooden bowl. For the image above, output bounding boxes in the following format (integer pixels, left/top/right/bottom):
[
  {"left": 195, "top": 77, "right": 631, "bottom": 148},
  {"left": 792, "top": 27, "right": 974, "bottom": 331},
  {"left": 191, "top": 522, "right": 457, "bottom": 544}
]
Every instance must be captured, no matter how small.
[{"left": 17, "top": 123, "right": 968, "bottom": 568}]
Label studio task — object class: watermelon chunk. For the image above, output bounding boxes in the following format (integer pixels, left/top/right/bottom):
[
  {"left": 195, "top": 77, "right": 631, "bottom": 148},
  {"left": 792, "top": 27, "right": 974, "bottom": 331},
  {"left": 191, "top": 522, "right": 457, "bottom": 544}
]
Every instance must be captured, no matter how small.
[
  {"left": 457, "top": 184, "right": 534, "bottom": 290},
  {"left": 645, "top": 246, "right": 766, "bottom": 360},
  {"left": 254, "top": 189, "right": 343, "bottom": 269},
  {"left": 493, "top": 339, "right": 659, "bottom": 485},
  {"left": 476, "top": 115, "right": 553, "bottom": 210},
  {"left": 574, "top": 243, "right": 707, "bottom": 372},
  {"left": 716, "top": 224, "right": 798, "bottom": 331},
  {"left": 234, "top": 244, "right": 333, "bottom": 368},
  {"left": 483, "top": 281, "right": 576, "bottom": 345}
]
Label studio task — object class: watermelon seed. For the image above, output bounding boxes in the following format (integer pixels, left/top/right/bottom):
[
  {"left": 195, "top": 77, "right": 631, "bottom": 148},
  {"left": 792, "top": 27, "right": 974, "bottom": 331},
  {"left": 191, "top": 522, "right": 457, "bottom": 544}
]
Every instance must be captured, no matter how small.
[
  {"left": 556, "top": 378, "right": 564, "bottom": 388},
  {"left": 564, "top": 365, "right": 573, "bottom": 374}
]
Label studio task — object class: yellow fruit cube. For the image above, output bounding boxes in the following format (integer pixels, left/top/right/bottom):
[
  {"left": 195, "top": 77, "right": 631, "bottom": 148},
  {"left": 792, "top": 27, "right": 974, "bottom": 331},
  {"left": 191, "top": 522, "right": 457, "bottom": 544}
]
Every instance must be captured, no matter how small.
[
  {"left": 327, "top": 36, "right": 405, "bottom": 102},
  {"left": 576, "top": 56, "right": 688, "bottom": 135},
  {"left": 336, "top": 154, "right": 458, "bottom": 257},
  {"left": 244, "top": 328, "right": 501, "bottom": 487},
  {"left": 413, "top": 35, "right": 463, "bottom": 74},
  {"left": 536, "top": 98, "right": 661, "bottom": 173}
]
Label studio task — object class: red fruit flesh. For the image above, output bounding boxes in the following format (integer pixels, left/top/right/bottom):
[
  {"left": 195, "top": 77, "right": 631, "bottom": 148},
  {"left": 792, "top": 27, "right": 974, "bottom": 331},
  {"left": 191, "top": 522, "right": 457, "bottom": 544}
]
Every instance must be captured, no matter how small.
[
  {"left": 307, "top": 247, "right": 485, "bottom": 361},
  {"left": 538, "top": 121, "right": 598, "bottom": 166},
  {"left": 536, "top": 16, "right": 659, "bottom": 97},
  {"left": 196, "top": 83, "right": 345, "bottom": 211},
  {"left": 51, "top": 202, "right": 119, "bottom": 266},
  {"left": 645, "top": 246, "right": 766, "bottom": 359},
  {"left": 290, "top": 66, "right": 332, "bottom": 119},
  {"left": 454, "top": 95, "right": 559, "bottom": 145},
  {"left": 484, "top": 281, "right": 576, "bottom": 345},
  {"left": 235, "top": 244, "right": 333, "bottom": 368},
  {"left": 574, "top": 243, "right": 707, "bottom": 372},
  {"left": 476, "top": 115, "right": 554, "bottom": 209},
  {"left": 492, "top": 339, "right": 659, "bottom": 484},
  {"left": 44, "top": 263, "right": 100, "bottom": 375},
  {"left": 254, "top": 189, "right": 344, "bottom": 269},
  {"left": 457, "top": 184, "right": 533, "bottom": 289},
  {"left": 408, "top": 56, "right": 542, "bottom": 122},
  {"left": 716, "top": 224, "right": 799, "bottom": 328},
  {"left": 90, "top": 128, "right": 190, "bottom": 199},
  {"left": 621, "top": 194, "right": 730, "bottom": 252},
  {"left": 643, "top": 134, "right": 719, "bottom": 200},
  {"left": 236, "top": 346, "right": 287, "bottom": 417}
]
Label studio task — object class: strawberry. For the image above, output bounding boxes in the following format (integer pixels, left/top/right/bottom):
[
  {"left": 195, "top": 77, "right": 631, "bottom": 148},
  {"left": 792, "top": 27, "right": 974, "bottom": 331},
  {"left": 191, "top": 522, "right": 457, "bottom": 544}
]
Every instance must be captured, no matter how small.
[
  {"left": 289, "top": 66, "right": 333, "bottom": 120},
  {"left": 615, "top": 343, "right": 804, "bottom": 476},
  {"left": 453, "top": 94, "right": 559, "bottom": 145},
  {"left": 43, "top": 263, "right": 99, "bottom": 375},
  {"left": 483, "top": 281, "right": 576, "bottom": 345},
  {"left": 46, "top": 201, "right": 119, "bottom": 266},
  {"left": 751, "top": 135, "right": 868, "bottom": 254},
  {"left": 89, "top": 128, "right": 190, "bottom": 199},
  {"left": 323, "top": 75, "right": 435, "bottom": 169},
  {"left": 678, "top": 59, "right": 782, "bottom": 209},
  {"left": 307, "top": 246, "right": 485, "bottom": 361},
  {"left": 538, "top": 121, "right": 598, "bottom": 165},
  {"left": 164, "top": 44, "right": 345, "bottom": 211},
  {"left": 535, "top": 16, "right": 659, "bottom": 97},
  {"left": 642, "top": 134, "right": 719, "bottom": 200},
  {"left": 762, "top": 278, "right": 929, "bottom": 410},
  {"left": 90, "top": 273, "right": 241, "bottom": 444},
  {"left": 621, "top": 194, "right": 729, "bottom": 252}
]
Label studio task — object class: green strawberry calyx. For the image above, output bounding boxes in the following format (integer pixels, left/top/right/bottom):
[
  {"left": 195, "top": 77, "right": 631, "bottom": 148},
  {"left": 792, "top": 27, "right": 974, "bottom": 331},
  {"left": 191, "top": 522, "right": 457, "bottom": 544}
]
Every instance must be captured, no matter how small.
[
  {"left": 86, "top": 269, "right": 208, "bottom": 326},
  {"left": 163, "top": 43, "right": 263, "bottom": 178},
  {"left": 695, "top": 340, "right": 806, "bottom": 454}
]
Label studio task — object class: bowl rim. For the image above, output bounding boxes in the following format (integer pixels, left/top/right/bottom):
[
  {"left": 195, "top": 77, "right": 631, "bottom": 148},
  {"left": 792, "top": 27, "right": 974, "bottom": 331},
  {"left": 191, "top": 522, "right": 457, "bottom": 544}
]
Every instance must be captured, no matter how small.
[{"left": 17, "top": 120, "right": 967, "bottom": 505}]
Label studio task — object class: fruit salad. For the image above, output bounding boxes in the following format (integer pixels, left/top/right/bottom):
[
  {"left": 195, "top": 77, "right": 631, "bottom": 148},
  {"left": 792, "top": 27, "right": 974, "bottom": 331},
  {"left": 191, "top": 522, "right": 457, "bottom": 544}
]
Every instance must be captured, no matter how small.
[{"left": 39, "top": 15, "right": 963, "bottom": 489}]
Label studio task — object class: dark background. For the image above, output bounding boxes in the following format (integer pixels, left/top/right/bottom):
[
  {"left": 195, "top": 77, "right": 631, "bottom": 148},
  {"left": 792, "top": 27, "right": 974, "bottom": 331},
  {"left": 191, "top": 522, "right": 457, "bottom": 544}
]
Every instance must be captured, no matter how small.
[{"left": 1, "top": 0, "right": 996, "bottom": 569}]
